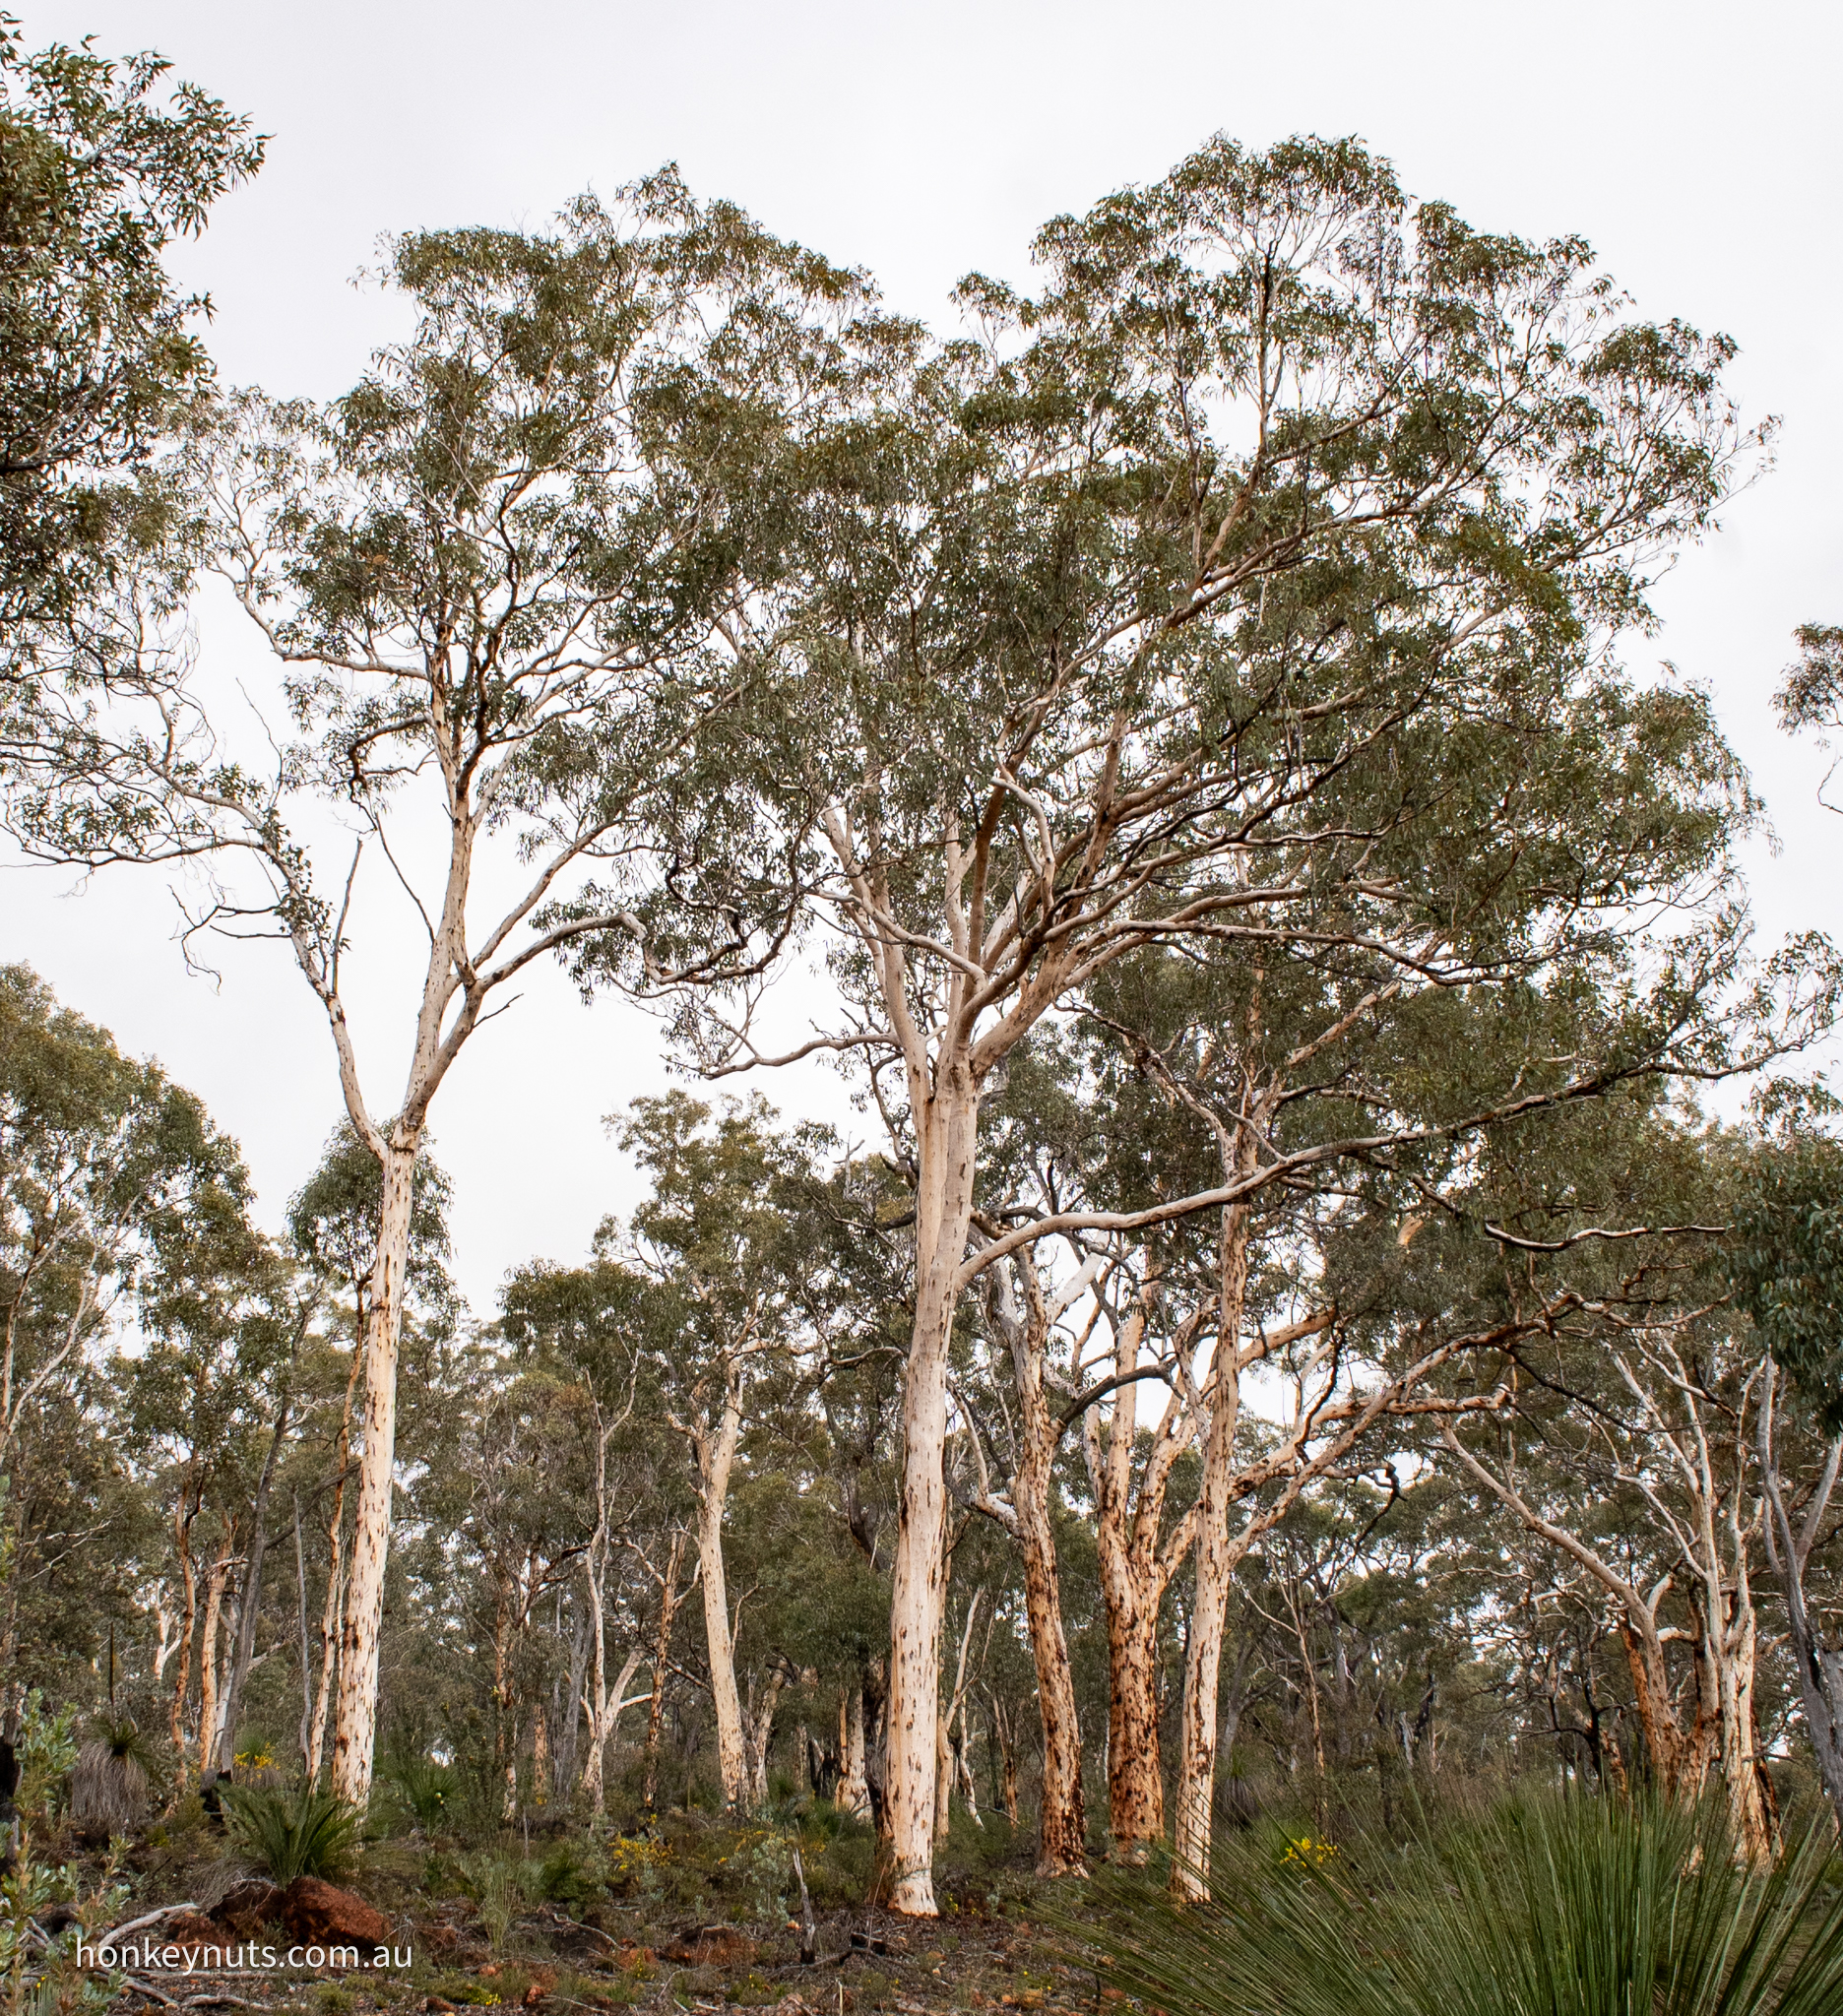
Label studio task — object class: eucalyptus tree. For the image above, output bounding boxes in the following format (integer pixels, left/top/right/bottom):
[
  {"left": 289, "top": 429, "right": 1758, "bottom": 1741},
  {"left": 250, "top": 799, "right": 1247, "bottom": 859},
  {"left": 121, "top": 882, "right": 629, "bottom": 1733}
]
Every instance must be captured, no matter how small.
[
  {"left": 0, "top": 22, "right": 260, "bottom": 649},
  {"left": 609, "top": 1092, "right": 840, "bottom": 1809},
  {"left": 499, "top": 1252, "right": 682, "bottom": 1815},
  {"left": 284, "top": 1125, "right": 451, "bottom": 1782},
  {"left": 0, "top": 962, "right": 251, "bottom": 1723},
  {"left": 582, "top": 136, "right": 1801, "bottom": 1908},
  {"left": 1733, "top": 1113, "right": 1843, "bottom": 1828},
  {"left": 1777, "top": 623, "right": 1843, "bottom": 814},
  {"left": 5, "top": 185, "right": 867, "bottom": 1801},
  {"left": 126, "top": 1163, "right": 296, "bottom": 1783},
  {"left": 1436, "top": 1102, "right": 1785, "bottom": 1852}
]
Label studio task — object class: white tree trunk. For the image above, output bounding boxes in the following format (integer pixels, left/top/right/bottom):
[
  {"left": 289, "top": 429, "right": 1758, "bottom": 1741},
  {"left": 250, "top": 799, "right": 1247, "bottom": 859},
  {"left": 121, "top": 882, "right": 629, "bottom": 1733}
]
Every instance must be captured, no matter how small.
[
  {"left": 744, "top": 1664, "right": 788, "bottom": 1807},
  {"left": 690, "top": 1376, "right": 748, "bottom": 1809},
  {"left": 581, "top": 1644, "right": 645, "bottom": 1812},
  {"left": 1172, "top": 1191, "right": 1254, "bottom": 1899},
  {"left": 331, "top": 1139, "right": 417, "bottom": 1805},
  {"left": 884, "top": 1069, "right": 981, "bottom": 1915},
  {"left": 841, "top": 1684, "right": 868, "bottom": 1817}
]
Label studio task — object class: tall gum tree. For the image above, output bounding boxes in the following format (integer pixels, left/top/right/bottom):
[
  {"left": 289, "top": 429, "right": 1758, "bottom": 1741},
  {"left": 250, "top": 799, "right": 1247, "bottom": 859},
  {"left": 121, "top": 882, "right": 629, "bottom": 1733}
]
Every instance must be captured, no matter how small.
[
  {"left": 7, "top": 183, "right": 869, "bottom": 1801},
  {"left": 589, "top": 137, "right": 1807, "bottom": 1910}
]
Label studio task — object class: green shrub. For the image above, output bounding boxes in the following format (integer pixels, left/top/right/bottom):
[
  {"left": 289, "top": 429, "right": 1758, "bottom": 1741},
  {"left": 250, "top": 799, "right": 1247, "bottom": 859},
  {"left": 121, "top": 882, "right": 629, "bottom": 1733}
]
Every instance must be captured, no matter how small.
[
  {"left": 381, "top": 1753, "right": 456, "bottom": 1835},
  {"left": 455, "top": 1851, "right": 533, "bottom": 1952},
  {"left": 533, "top": 1836, "right": 604, "bottom": 1906},
  {"left": 15, "top": 1691, "right": 78, "bottom": 1825},
  {"left": 221, "top": 1784, "right": 361, "bottom": 1884},
  {"left": 1081, "top": 1789, "right": 1843, "bottom": 2016}
]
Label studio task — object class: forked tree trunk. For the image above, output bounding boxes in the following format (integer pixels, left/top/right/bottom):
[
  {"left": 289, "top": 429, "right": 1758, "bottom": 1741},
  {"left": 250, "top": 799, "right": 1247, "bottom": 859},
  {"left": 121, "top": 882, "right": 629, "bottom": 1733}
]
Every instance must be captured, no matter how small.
[
  {"left": 332, "top": 1136, "right": 418, "bottom": 1805},
  {"left": 745, "top": 1662, "right": 789, "bottom": 1808},
  {"left": 582, "top": 1642, "right": 645, "bottom": 1812},
  {"left": 1448, "top": 1423, "right": 1764, "bottom": 1850}
]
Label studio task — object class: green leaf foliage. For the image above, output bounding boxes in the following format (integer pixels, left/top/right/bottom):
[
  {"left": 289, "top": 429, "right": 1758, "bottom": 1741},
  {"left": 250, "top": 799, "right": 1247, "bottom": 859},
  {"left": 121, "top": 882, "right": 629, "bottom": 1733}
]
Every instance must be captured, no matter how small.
[
  {"left": 220, "top": 1782, "right": 361, "bottom": 1884},
  {"left": 1079, "top": 1791, "right": 1843, "bottom": 2016},
  {"left": 1732, "top": 1127, "right": 1843, "bottom": 1430},
  {"left": 0, "top": 20, "right": 261, "bottom": 639}
]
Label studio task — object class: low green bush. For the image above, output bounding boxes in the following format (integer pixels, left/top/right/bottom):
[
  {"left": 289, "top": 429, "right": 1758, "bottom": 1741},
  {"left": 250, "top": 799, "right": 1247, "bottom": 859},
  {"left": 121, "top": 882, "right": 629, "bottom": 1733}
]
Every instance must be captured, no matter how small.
[
  {"left": 221, "top": 1783, "right": 362, "bottom": 1884},
  {"left": 455, "top": 1850, "right": 534, "bottom": 1951},
  {"left": 380, "top": 1753, "right": 457, "bottom": 1835}
]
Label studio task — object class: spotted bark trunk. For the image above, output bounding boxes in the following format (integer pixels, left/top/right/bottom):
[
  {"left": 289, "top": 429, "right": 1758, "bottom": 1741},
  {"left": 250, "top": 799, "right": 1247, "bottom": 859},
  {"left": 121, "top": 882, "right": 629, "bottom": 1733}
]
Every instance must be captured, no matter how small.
[{"left": 331, "top": 1138, "right": 418, "bottom": 1805}]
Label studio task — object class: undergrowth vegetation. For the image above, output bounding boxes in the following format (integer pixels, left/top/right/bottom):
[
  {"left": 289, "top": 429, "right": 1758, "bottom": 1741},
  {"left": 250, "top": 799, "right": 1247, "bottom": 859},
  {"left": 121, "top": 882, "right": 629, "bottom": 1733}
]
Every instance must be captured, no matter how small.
[
  {"left": 1080, "top": 1790, "right": 1843, "bottom": 2016},
  {"left": 221, "top": 1784, "right": 362, "bottom": 1884}
]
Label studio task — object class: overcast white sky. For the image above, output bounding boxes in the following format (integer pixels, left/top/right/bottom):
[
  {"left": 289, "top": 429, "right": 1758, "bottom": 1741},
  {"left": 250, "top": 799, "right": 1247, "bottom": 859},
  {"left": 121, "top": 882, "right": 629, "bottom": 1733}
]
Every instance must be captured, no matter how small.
[{"left": 7, "top": 0, "right": 1840, "bottom": 1313}]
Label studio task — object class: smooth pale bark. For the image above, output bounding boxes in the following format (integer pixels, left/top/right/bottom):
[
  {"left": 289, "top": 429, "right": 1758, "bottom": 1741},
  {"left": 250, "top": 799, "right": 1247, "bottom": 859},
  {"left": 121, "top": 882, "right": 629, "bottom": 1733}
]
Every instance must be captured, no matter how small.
[
  {"left": 745, "top": 1662, "right": 789, "bottom": 1807},
  {"left": 681, "top": 1368, "right": 748, "bottom": 1809},
  {"left": 643, "top": 1531, "right": 691, "bottom": 1812},
  {"left": 841, "top": 1684, "right": 869, "bottom": 1817},
  {"left": 884, "top": 1064, "right": 983, "bottom": 1913},
  {"left": 217, "top": 1392, "right": 290, "bottom": 1773},
  {"left": 934, "top": 1591, "right": 984, "bottom": 1841},
  {"left": 332, "top": 1138, "right": 417, "bottom": 1804},
  {"left": 1172, "top": 1188, "right": 1255, "bottom": 1897},
  {"left": 1758, "top": 1361, "right": 1843, "bottom": 1831},
  {"left": 581, "top": 1641, "right": 645, "bottom": 1812},
  {"left": 555, "top": 1608, "right": 589, "bottom": 1796},
  {"left": 196, "top": 1540, "right": 232, "bottom": 1779}
]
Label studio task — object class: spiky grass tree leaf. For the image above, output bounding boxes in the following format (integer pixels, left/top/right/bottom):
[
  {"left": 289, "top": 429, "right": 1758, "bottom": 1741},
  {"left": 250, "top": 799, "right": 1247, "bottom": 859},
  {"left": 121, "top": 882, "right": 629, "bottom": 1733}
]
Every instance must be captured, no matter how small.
[
  {"left": 1075, "top": 1792, "right": 1843, "bottom": 2016},
  {"left": 221, "top": 1784, "right": 360, "bottom": 1884}
]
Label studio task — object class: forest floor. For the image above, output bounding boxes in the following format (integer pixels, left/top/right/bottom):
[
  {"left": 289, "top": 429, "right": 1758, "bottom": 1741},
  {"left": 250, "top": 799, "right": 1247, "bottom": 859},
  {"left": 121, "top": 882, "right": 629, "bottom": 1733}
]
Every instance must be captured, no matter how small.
[{"left": 63, "top": 1810, "right": 1108, "bottom": 2016}]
